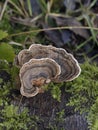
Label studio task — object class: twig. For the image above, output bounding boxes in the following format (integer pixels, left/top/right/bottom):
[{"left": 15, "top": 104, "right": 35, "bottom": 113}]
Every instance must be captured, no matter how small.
[
  {"left": 18, "top": 95, "right": 23, "bottom": 113},
  {"left": 8, "top": 26, "right": 98, "bottom": 38},
  {"left": 0, "top": 0, "right": 9, "bottom": 21}
]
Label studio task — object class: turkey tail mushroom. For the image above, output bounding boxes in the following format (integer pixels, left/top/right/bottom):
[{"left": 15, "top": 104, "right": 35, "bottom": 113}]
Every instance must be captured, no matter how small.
[
  {"left": 19, "top": 58, "right": 61, "bottom": 97},
  {"left": 29, "top": 44, "right": 81, "bottom": 82},
  {"left": 16, "top": 49, "right": 33, "bottom": 67},
  {"left": 16, "top": 44, "right": 81, "bottom": 97}
]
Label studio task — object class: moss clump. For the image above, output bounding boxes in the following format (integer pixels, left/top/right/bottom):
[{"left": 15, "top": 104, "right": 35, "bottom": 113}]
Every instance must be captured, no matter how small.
[{"left": 65, "top": 61, "right": 98, "bottom": 130}]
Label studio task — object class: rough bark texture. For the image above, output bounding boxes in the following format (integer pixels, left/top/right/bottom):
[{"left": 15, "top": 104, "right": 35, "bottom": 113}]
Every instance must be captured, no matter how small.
[{"left": 12, "top": 86, "right": 89, "bottom": 130}]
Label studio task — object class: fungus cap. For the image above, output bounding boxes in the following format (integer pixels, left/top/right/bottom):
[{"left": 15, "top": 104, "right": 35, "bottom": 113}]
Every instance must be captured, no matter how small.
[
  {"left": 29, "top": 44, "right": 81, "bottom": 82},
  {"left": 19, "top": 58, "right": 61, "bottom": 97},
  {"left": 17, "top": 44, "right": 81, "bottom": 97},
  {"left": 16, "top": 49, "right": 32, "bottom": 67}
]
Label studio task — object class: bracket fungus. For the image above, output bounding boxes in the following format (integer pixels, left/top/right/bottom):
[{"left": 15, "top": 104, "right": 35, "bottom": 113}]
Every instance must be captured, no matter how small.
[
  {"left": 19, "top": 58, "right": 61, "bottom": 97},
  {"left": 16, "top": 44, "right": 81, "bottom": 97}
]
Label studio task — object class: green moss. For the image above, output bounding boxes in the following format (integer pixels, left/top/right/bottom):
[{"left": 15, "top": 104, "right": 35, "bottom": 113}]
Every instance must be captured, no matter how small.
[
  {"left": 48, "top": 82, "right": 64, "bottom": 102},
  {"left": 0, "top": 104, "right": 39, "bottom": 130},
  {"left": 65, "top": 61, "right": 98, "bottom": 130},
  {"left": 66, "top": 62, "right": 98, "bottom": 112},
  {"left": 87, "top": 97, "right": 98, "bottom": 130}
]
